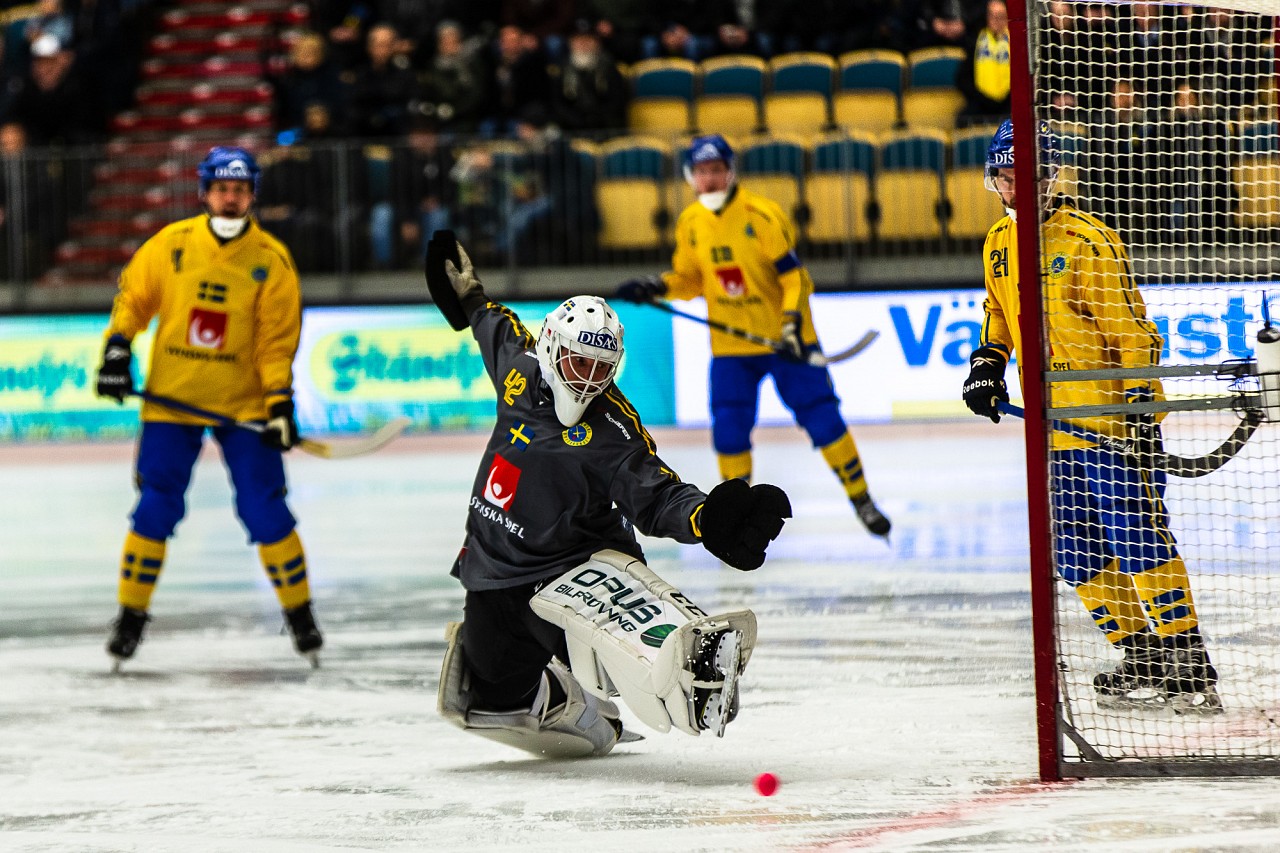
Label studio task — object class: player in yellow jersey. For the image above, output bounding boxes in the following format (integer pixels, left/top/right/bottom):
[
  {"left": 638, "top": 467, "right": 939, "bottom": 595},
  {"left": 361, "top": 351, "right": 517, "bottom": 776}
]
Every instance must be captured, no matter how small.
[
  {"left": 94, "top": 146, "right": 323, "bottom": 669},
  {"left": 962, "top": 119, "right": 1219, "bottom": 711},
  {"left": 615, "top": 134, "right": 890, "bottom": 539}
]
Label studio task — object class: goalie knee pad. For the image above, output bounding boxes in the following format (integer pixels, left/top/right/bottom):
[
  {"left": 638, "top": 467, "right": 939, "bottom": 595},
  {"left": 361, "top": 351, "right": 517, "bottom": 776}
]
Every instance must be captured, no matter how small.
[
  {"left": 530, "top": 549, "right": 757, "bottom": 737},
  {"left": 437, "top": 622, "right": 625, "bottom": 758}
]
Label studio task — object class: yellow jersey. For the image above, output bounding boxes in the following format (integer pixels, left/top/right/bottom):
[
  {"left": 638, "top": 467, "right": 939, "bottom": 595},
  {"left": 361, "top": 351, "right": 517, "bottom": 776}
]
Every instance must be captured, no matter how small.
[
  {"left": 106, "top": 215, "right": 302, "bottom": 424},
  {"left": 662, "top": 184, "right": 819, "bottom": 357},
  {"left": 981, "top": 199, "right": 1164, "bottom": 448}
]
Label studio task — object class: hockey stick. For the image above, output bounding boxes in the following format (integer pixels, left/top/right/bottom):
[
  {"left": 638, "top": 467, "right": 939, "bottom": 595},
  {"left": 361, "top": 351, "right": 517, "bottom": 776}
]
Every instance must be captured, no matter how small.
[
  {"left": 996, "top": 401, "right": 1260, "bottom": 478},
  {"left": 644, "top": 300, "right": 878, "bottom": 367},
  {"left": 133, "top": 391, "right": 411, "bottom": 460}
]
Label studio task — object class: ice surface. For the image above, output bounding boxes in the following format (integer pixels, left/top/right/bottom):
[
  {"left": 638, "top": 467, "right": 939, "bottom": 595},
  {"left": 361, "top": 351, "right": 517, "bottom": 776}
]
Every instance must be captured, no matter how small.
[{"left": 5, "top": 421, "right": 1280, "bottom": 852}]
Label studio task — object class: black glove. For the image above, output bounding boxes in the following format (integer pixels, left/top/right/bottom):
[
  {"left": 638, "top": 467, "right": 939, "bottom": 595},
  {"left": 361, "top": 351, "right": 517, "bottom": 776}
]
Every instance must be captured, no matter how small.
[
  {"left": 962, "top": 346, "right": 1009, "bottom": 423},
  {"left": 614, "top": 275, "right": 665, "bottom": 304},
  {"left": 1124, "top": 386, "right": 1162, "bottom": 470},
  {"left": 699, "top": 479, "right": 792, "bottom": 572},
  {"left": 261, "top": 399, "right": 300, "bottom": 451},
  {"left": 95, "top": 334, "right": 134, "bottom": 403},
  {"left": 779, "top": 311, "right": 804, "bottom": 360}
]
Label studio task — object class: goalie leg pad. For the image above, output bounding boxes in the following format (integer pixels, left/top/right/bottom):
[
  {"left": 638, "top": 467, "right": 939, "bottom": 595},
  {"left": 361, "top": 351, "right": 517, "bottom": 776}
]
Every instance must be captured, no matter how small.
[
  {"left": 530, "top": 549, "right": 758, "bottom": 736},
  {"left": 438, "top": 622, "right": 625, "bottom": 758}
]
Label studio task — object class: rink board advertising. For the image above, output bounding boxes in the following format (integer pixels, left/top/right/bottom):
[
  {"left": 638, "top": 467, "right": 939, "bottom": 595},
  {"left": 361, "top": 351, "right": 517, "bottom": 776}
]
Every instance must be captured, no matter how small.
[{"left": 1, "top": 285, "right": 1276, "bottom": 442}]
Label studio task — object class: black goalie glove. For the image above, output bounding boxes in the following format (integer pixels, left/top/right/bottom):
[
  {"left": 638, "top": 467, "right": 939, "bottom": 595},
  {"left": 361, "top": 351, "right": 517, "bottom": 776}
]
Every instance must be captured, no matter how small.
[
  {"left": 962, "top": 345, "right": 1009, "bottom": 423},
  {"left": 95, "top": 334, "right": 135, "bottom": 403},
  {"left": 261, "top": 399, "right": 300, "bottom": 451},
  {"left": 699, "top": 479, "right": 792, "bottom": 572},
  {"left": 614, "top": 275, "right": 665, "bottom": 304}
]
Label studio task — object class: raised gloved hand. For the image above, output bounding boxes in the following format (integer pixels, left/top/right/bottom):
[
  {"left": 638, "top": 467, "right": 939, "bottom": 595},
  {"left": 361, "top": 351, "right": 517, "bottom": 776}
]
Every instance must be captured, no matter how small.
[
  {"left": 614, "top": 275, "right": 665, "bottom": 304},
  {"left": 779, "top": 311, "right": 804, "bottom": 360},
  {"left": 261, "top": 399, "right": 300, "bottom": 451},
  {"left": 444, "top": 242, "right": 483, "bottom": 300},
  {"left": 95, "top": 334, "right": 135, "bottom": 403},
  {"left": 962, "top": 346, "right": 1009, "bottom": 423},
  {"left": 1124, "top": 385, "right": 1162, "bottom": 469},
  {"left": 699, "top": 479, "right": 792, "bottom": 572}
]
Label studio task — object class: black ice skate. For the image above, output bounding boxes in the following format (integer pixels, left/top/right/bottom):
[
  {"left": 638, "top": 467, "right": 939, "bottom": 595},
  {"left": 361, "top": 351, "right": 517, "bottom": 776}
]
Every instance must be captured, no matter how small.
[
  {"left": 284, "top": 602, "right": 323, "bottom": 668},
  {"left": 1093, "top": 633, "right": 1166, "bottom": 707},
  {"left": 688, "top": 626, "right": 744, "bottom": 737},
  {"left": 1163, "top": 641, "right": 1223, "bottom": 715},
  {"left": 852, "top": 492, "right": 891, "bottom": 540},
  {"left": 107, "top": 606, "right": 149, "bottom": 672}
]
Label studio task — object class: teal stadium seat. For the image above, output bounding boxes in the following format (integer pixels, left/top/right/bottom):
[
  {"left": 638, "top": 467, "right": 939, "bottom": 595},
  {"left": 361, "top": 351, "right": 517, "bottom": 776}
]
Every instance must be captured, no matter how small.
[
  {"left": 738, "top": 134, "right": 807, "bottom": 224},
  {"left": 945, "top": 125, "right": 1006, "bottom": 240},
  {"left": 835, "top": 50, "right": 904, "bottom": 134},
  {"left": 903, "top": 47, "right": 965, "bottom": 132},
  {"left": 627, "top": 58, "right": 696, "bottom": 136},
  {"left": 596, "top": 136, "right": 671, "bottom": 250},
  {"left": 696, "top": 55, "right": 765, "bottom": 136},
  {"left": 764, "top": 52, "right": 836, "bottom": 138}
]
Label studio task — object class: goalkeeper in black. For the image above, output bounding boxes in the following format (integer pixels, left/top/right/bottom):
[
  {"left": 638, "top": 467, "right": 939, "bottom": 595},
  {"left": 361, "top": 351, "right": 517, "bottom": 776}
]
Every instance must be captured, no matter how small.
[
  {"left": 962, "top": 119, "right": 1219, "bottom": 713},
  {"left": 426, "top": 235, "right": 792, "bottom": 757}
]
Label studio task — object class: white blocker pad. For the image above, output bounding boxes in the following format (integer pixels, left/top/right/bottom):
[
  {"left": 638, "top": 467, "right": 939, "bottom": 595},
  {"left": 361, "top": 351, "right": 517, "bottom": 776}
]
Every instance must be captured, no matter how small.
[
  {"left": 530, "top": 549, "right": 757, "bottom": 736},
  {"left": 437, "top": 621, "right": 626, "bottom": 758}
]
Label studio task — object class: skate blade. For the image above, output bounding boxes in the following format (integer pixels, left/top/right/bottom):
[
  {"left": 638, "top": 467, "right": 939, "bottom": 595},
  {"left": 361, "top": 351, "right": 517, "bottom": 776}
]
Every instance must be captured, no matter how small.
[
  {"left": 109, "top": 657, "right": 124, "bottom": 674},
  {"left": 617, "top": 729, "right": 645, "bottom": 745},
  {"left": 303, "top": 651, "right": 321, "bottom": 669},
  {"left": 701, "top": 630, "right": 743, "bottom": 738}
]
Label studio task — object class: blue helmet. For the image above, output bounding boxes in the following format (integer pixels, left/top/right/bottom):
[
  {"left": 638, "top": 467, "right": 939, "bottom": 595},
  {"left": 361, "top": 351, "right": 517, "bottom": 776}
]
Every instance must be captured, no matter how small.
[
  {"left": 197, "top": 146, "right": 261, "bottom": 196},
  {"left": 984, "top": 118, "right": 1060, "bottom": 181},
  {"left": 682, "top": 134, "right": 735, "bottom": 184}
]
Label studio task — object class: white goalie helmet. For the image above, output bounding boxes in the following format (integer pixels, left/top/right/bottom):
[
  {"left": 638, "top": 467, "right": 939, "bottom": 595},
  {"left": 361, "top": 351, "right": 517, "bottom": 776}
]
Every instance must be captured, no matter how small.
[{"left": 536, "top": 296, "right": 624, "bottom": 427}]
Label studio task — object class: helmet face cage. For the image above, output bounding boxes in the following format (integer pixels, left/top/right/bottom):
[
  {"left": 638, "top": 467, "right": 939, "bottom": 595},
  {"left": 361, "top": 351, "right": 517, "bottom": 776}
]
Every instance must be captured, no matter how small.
[
  {"left": 983, "top": 119, "right": 1060, "bottom": 194},
  {"left": 682, "top": 133, "right": 736, "bottom": 186},
  {"left": 536, "top": 297, "right": 624, "bottom": 425},
  {"left": 197, "top": 146, "right": 261, "bottom": 196}
]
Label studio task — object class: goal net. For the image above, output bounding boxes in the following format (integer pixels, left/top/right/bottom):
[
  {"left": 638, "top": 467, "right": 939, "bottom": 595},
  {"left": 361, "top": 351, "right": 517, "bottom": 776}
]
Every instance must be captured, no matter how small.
[{"left": 1019, "top": 0, "right": 1280, "bottom": 777}]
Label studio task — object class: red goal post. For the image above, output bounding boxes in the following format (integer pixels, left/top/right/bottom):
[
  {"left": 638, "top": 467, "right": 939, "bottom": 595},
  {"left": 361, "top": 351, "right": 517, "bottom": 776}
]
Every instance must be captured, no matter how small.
[{"left": 1008, "top": 0, "right": 1280, "bottom": 779}]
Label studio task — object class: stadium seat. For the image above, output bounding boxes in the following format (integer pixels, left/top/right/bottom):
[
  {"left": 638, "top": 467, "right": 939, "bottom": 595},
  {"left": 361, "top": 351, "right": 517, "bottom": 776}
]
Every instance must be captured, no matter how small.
[
  {"left": 945, "top": 125, "right": 1006, "bottom": 240},
  {"left": 876, "top": 128, "right": 948, "bottom": 241},
  {"left": 764, "top": 53, "right": 836, "bottom": 138},
  {"left": 596, "top": 136, "right": 672, "bottom": 250},
  {"left": 695, "top": 55, "right": 765, "bottom": 135},
  {"left": 902, "top": 47, "right": 965, "bottom": 132},
  {"left": 738, "top": 134, "right": 808, "bottom": 224},
  {"left": 627, "top": 58, "right": 696, "bottom": 135},
  {"left": 1235, "top": 120, "right": 1280, "bottom": 229},
  {"left": 834, "top": 50, "right": 904, "bottom": 134},
  {"left": 806, "top": 132, "right": 876, "bottom": 243}
]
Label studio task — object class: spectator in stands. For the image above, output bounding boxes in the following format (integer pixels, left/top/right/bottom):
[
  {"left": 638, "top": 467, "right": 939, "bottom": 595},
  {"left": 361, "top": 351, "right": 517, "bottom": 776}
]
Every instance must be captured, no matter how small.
[
  {"left": 0, "top": 119, "right": 65, "bottom": 279},
  {"left": 502, "top": 0, "right": 575, "bottom": 60},
  {"left": 779, "top": 0, "right": 893, "bottom": 57},
  {"left": 1114, "top": 2, "right": 1178, "bottom": 108},
  {"left": 258, "top": 104, "right": 364, "bottom": 271},
  {"left": 581, "top": 0, "right": 655, "bottom": 64},
  {"left": 71, "top": 0, "right": 138, "bottom": 128},
  {"left": 956, "top": 0, "right": 1010, "bottom": 128},
  {"left": 1164, "top": 82, "right": 1232, "bottom": 245},
  {"left": 387, "top": 113, "right": 457, "bottom": 265},
  {"left": 480, "top": 24, "right": 551, "bottom": 137},
  {"left": 894, "top": 0, "right": 979, "bottom": 52},
  {"left": 309, "top": 1, "right": 373, "bottom": 70},
  {"left": 1088, "top": 79, "right": 1161, "bottom": 246},
  {"left": 546, "top": 18, "right": 626, "bottom": 137},
  {"left": 5, "top": 33, "right": 95, "bottom": 145},
  {"left": 372, "top": 0, "right": 460, "bottom": 67},
  {"left": 649, "top": 0, "right": 732, "bottom": 61},
  {"left": 23, "top": 0, "right": 74, "bottom": 53},
  {"left": 507, "top": 120, "right": 598, "bottom": 264},
  {"left": 345, "top": 22, "right": 417, "bottom": 137},
  {"left": 1177, "top": 8, "right": 1268, "bottom": 115},
  {"left": 416, "top": 19, "right": 488, "bottom": 133},
  {"left": 271, "top": 31, "right": 349, "bottom": 137}
]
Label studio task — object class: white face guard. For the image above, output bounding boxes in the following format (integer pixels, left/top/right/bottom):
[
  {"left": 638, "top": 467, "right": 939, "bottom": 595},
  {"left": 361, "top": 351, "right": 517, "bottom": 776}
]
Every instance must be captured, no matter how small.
[{"left": 536, "top": 297, "right": 624, "bottom": 426}]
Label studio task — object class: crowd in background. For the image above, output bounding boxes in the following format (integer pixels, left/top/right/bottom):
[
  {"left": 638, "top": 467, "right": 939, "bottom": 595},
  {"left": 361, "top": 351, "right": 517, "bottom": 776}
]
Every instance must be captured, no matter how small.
[{"left": 0, "top": 0, "right": 1273, "bottom": 279}]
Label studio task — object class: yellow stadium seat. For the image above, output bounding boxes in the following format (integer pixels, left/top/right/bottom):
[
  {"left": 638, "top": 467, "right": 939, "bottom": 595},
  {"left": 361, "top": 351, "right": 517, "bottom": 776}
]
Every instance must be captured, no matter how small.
[
  {"left": 1235, "top": 155, "right": 1280, "bottom": 229},
  {"left": 835, "top": 50, "right": 904, "bottom": 133},
  {"left": 628, "top": 99, "right": 692, "bottom": 134},
  {"left": 596, "top": 136, "right": 672, "bottom": 250},
  {"left": 696, "top": 55, "right": 765, "bottom": 135},
  {"left": 832, "top": 92, "right": 899, "bottom": 134},
  {"left": 628, "top": 58, "right": 697, "bottom": 135},
  {"left": 876, "top": 128, "right": 947, "bottom": 241},
  {"left": 764, "top": 53, "right": 835, "bottom": 136},
  {"left": 901, "top": 89, "right": 964, "bottom": 132},
  {"left": 739, "top": 134, "right": 807, "bottom": 221},
  {"left": 946, "top": 125, "right": 1005, "bottom": 240},
  {"left": 694, "top": 97, "right": 761, "bottom": 135},
  {"left": 806, "top": 132, "right": 876, "bottom": 243}
]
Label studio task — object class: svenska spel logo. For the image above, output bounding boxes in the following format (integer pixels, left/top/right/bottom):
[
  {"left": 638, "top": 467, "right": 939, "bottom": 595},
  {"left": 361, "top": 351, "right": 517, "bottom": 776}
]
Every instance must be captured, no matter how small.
[{"left": 482, "top": 455, "right": 521, "bottom": 510}]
